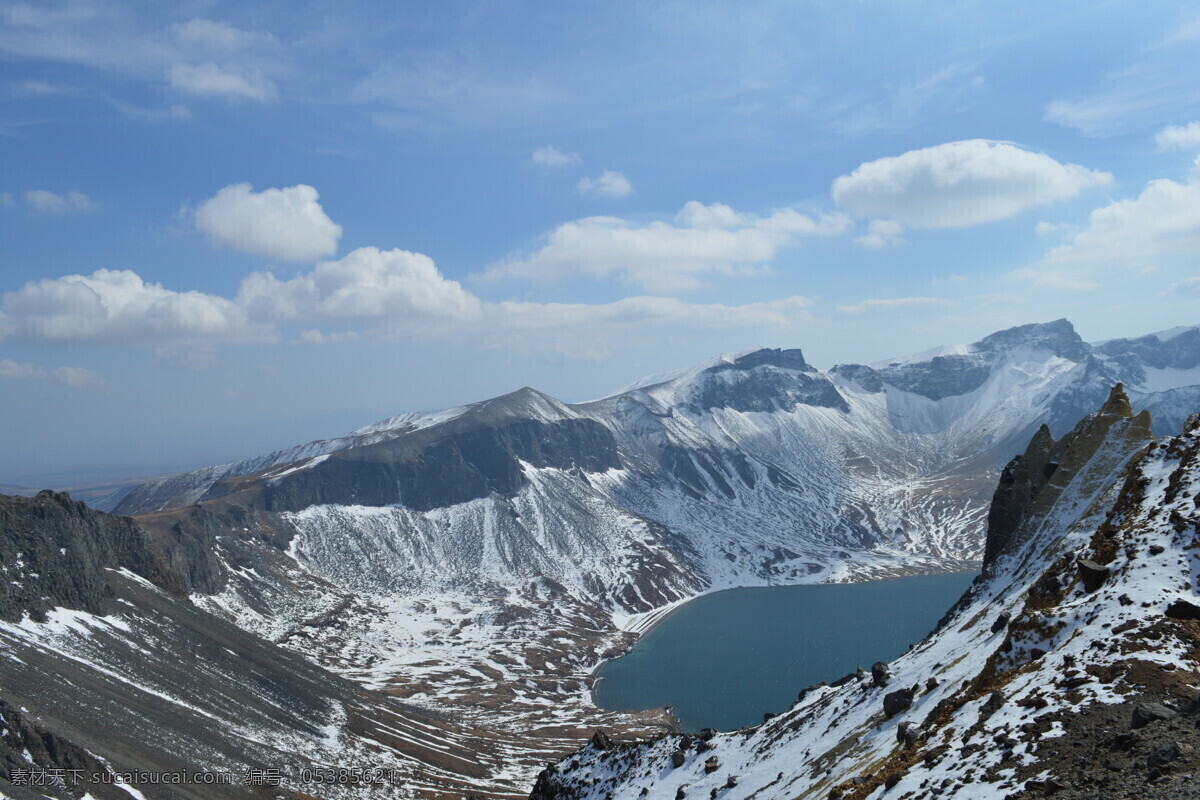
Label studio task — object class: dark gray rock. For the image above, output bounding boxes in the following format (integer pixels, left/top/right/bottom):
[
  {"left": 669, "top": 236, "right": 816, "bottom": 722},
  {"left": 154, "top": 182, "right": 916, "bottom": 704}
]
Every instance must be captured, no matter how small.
[
  {"left": 1132, "top": 702, "right": 1177, "bottom": 729},
  {"left": 991, "top": 612, "right": 1011, "bottom": 633},
  {"left": 1165, "top": 599, "right": 1200, "bottom": 620},
  {"left": 704, "top": 756, "right": 719, "bottom": 774},
  {"left": 591, "top": 730, "right": 612, "bottom": 750},
  {"left": 1078, "top": 559, "right": 1110, "bottom": 592},
  {"left": 1148, "top": 740, "right": 1190, "bottom": 771},
  {"left": 671, "top": 749, "right": 685, "bottom": 768},
  {"left": 872, "top": 661, "right": 891, "bottom": 688},
  {"left": 982, "top": 690, "right": 1006, "bottom": 718},
  {"left": 883, "top": 688, "right": 915, "bottom": 718}
]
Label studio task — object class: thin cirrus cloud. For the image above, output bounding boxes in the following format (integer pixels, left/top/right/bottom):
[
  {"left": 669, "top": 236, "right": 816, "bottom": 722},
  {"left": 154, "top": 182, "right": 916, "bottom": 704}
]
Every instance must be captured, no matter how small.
[
  {"left": 530, "top": 146, "right": 581, "bottom": 168},
  {"left": 0, "top": 359, "right": 104, "bottom": 388},
  {"left": 577, "top": 170, "right": 632, "bottom": 198},
  {"left": 1160, "top": 276, "right": 1200, "bottom": 296},
  {"left": 24, "top": 189, "right": 95, "bottom": 214},
  {"left": 167, "top": 62, "right": 276, "bottom": 101},
  {"left": 832, "top": 140, "right": 1112, "bottom": 229},
  {"left": 0, "top": 246, "right": 814, "bottom": 357},
  {"left": 479, "top": 201, "right": 851, "bottom": 292},
  {"left": 837, "top": 296, "right": 953, "bottom": 315},
  {"left": 194, "top": 183, "right": 342, "bottom": 262}
]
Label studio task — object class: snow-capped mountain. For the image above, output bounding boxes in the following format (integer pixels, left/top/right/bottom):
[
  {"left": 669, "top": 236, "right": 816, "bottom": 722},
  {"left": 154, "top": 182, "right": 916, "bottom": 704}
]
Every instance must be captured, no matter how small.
[
  {"left": 6, "top": 320, "right": 1198, "bottom": 796},
  {"left": 530, "top": 387, "right": 1200, "bottom": 800},
  {"left": 106, "top": 319, "right": 1199, "bottom": 594},
  {"left": 92, "top": 321, "right": 1200, "bottom": 782}
]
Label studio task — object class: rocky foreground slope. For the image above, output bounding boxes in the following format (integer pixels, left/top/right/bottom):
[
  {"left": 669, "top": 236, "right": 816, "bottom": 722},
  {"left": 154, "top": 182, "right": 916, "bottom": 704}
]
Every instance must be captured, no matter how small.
[{"left": 528, "top": 386, "right": 1200, "bottom": 800}]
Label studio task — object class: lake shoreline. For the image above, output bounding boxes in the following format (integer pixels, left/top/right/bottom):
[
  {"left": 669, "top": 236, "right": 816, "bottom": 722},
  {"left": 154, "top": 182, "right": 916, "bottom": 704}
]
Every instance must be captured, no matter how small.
[{"left": 590, "top": 566, "right": 981, "bottom": 732}]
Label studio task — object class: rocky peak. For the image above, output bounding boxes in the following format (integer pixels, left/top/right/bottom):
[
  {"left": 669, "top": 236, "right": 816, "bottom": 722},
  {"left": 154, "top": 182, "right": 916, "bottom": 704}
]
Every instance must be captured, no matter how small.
[
  {"left": 981, "top": 383, "right": 1150, "bottom": 576},
  {"left": 707, "top": 348, "right": 813, "bottom": 374},
  {"left": 975, "top": 318, "right": 1089, "bottom": 362}
]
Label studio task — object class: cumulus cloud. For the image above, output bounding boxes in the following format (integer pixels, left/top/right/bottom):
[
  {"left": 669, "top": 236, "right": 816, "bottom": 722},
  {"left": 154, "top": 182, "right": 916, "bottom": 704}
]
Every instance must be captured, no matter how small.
[
  {"left": 0, "top": 359, "right": 46, "bottom": 379},
  {"left": 168, "top": 62, "right": 276, "bottom": 101},
  {"left": 855, "top": 219, "right": 905, "bottom": 249},
  {"left": 577, "top": 170, "right": 633, "bottom": 198},
  {"left": 195, "top": 183, "right": 342, "bottom": 262},
  {"left": 831, "top": 140, "right": 1112, "bottom": 228},
  {"left": 1038, "top": 159, "right": 1200, "bottom": 270},
  {"left": 0, "top": 268, "right": 267, "bottom": 345},
  {"left": 235, "top": 247, "right": 482, "bottom": 327},
  {"left": 0, "top": 244, "right": 818, "bottom": 359},
  {"left": 480, "top": 201, "right": 851, "bottom": 292},
  {"left": 530, "top": 146, "right": 580, "bottom": 168},
  {"left": 24, "top": 189, "right": 95, "bottom": 214},
  {"left": 53, "top": 366, "right": 105, "bottom": 388},
  {"left": 1156, "top": 122, "right": 1200, "bottom": 150},
  {"left": 838, "top": 296, "right": 952, "bottom": 315}
]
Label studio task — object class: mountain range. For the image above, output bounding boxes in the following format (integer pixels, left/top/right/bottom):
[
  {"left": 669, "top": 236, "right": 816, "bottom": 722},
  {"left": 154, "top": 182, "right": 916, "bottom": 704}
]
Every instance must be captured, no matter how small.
[{"left": 2, "top": 318, "right": 1198, "bottom": 797}]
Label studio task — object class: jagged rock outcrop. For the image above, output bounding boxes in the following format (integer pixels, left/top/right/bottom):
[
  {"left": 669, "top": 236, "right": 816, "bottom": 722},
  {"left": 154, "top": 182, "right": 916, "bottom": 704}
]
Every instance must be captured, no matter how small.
[{"left": 0, "top": 491, "right": 183, "bottom": 621}]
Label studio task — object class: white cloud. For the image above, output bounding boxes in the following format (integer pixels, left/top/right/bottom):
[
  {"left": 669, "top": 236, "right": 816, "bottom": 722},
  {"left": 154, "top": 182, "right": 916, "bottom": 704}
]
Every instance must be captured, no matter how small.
[
  {"left": 530, "top": 146, "right": 580, "bottom": 168},
  {"left": 855, "top": 219, "right": 905, "bottom": 249},
  {"left": 0, "top": 243, "right": 820, "bottom": 359},
  {"left": 1156, "top": 122, "right": 1200, "bottom": 150},
  {"left": 0, "top": 268, "right": 268, "bottom": 345},
  {"left": 838, "top": 296, "right": 952, "bottom": 315},
  {"left": 1038, "top": 160, "right": 1200, "bottom": 270},
  {"left": 24, "top": 189, "right": 95, "bottom": 214},
  {"left": 480, "top": 201, "right": 851, "bottom": 292},
  {"left": 0, "top": 359, "right": 46, "bottom": 379},
  {"left": 53, "top": 365, "right": 105, "bottom": 388},
  {"left": 831, "top": 140, "right": 1112, "bottom": 228},
  {"left": 295, "top": 329, "right": 362, "bottom": 345},
  {"left": 577, "top": 170, "right": 633, "bottom": 198},
  {"left": 168, "top": 62, "right": 275, "bottom": 101},
  {"left": 236, "top": 247, "right": 481, "bottom": 327},
  {"left": 1008, "top": 267, "right": 1100, "bottom": 292},
  {"left": 194, "top": 183, "right": 342, "bottom": 262},
  {"left": 1161, "top": 276, "right": 1200, "bottom": 296},
  {"left": 1034, "top": 221, "right": 1070, "bottom": 236},
  {"left": 172, "top": 19, "right": 270, "bottom": 51}
]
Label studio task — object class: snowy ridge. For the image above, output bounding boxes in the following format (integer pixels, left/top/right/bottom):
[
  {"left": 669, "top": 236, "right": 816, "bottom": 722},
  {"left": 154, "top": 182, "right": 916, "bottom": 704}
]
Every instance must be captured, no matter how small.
[{"left": 529, "top": 390, "right": 1200, "bottom": 800}]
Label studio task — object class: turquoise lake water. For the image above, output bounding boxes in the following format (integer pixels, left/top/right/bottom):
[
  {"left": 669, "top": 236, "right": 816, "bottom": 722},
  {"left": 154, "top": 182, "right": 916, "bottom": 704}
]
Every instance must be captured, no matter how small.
[{"left": 594, "top": 571, "right": 977, "bottom": 732}]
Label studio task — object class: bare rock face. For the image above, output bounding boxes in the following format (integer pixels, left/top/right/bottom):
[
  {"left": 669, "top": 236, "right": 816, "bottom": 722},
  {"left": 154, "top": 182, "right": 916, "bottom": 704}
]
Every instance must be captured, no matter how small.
[
  {"left": 0, "top": 491, "right": 184, "bottom": 622},
  {"left": 983, "top": 425, "right": 1055, "bottom": 572}
]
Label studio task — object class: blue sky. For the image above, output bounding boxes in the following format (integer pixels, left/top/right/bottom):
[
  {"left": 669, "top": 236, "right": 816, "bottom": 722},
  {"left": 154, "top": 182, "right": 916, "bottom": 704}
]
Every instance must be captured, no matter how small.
[{"left": 2, "top": 0, "right": 1199, "bottom": 485}]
